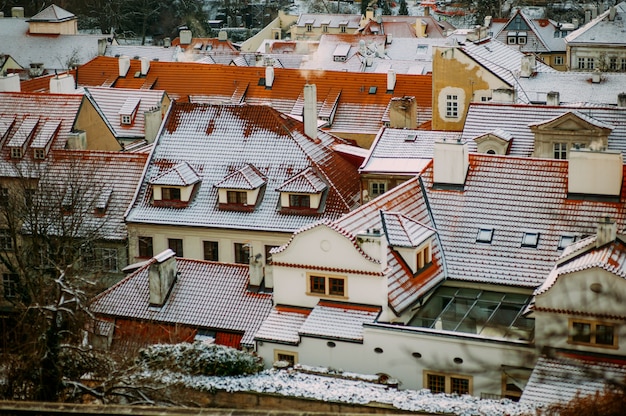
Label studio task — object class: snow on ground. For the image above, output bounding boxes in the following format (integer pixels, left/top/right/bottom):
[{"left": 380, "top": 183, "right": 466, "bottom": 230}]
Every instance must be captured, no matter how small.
[{"left": 134, "top": 367, "right": 539, "bottom": 415}]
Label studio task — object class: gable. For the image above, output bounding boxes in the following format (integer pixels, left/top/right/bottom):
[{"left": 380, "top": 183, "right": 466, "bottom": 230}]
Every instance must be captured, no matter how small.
[{"left": 529, "top": 112, "right": 613, "bottom": 135}]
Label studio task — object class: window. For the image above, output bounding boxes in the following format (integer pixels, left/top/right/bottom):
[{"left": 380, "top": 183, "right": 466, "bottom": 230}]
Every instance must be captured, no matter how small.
[
  {"left": 0, "top": 187, "right": 8, "bottom": 206},
  {"left": 517, "top": 36, "right": 526, "bottom": 45},
  {"left": 424, "top": 372, "right": 472, "bottom": 395},
  {"left": 558, "top": 235, "right": 576, "bottom": 250},
  {"left": 161, "top": 187, "right": 181, "bottom": 201},
  {"left": 11, "top": 148, "right": 22, "bottom": 159},
  {"left": 578, "top": 57, "right": 585, "bottom": 69},
  {"left": 138, "top": 236, "right": 153, "bottom": 258},
  {"left": 308, "top": 273, "right": 346, "bottom": 297},
  {"left": 34, "top": 149, "right": 45, "bottom": 160},
  {"left": 2, "top": 273, "right": 18, "bottom": 299},
  {"left": 417, "top": 244, "right": 432, "bottom": 270},
  {"left": 305, "top": 24, "right": 312, "bottom": 32},
  {"left": 24, "top": 189, "right": 35, "bottom": 208},
  {"left": 507, "top": 36, "right": 516, "bottom": 45},
  {"left": 586, "top": 57, "right": 594, "bottom": 70},
  {"left": 610, "top": 57, "right": 618, "bottom": 70},
  {"left": 265, "top": 245, "right": 278, "bottom": 264},
  {"left": 521, "top": 232, "right": 539, "bottom": 248},
  {"left": 553, "top": 142, "right": 567, "bottom": 159},
  {"left": 569, "top": 319, "right": 617, "bottom": 348},
  {"left": 289, "top": 194, "right": 310, "bottom": 208},
  {"left": 274, "top": 350, "right": 297, "bottom": 366},
  {"left": 621, "top": 59, "right": 626, "bottom": 71},
  {"left": 340, "top": 25, "right": 346, "bottom": 33},
  {"left": 0, "top": 229, "right": 12, "bottom": 251},
  {"left": 101, "top": 248, "right": 118, "bottom": 272},
  {"left": 121, "top": 114, "right": 132, "bottom": 125},
  {"left": 445, "top": 95, "right": 458, "bottom": 118},
  {"left": 227, "top": 190, "right": 247, "bottom": 204},
  {"left": 370, "top": 182, "right": 387, "bottom": 198},
  {"left": 554, "top": 56, "right": 563, "bottom": 66},
  {"left": 322, "top": 24, "right": 328, "bottom": 32},
  {"left": 234, "top": 242, "right": 250, "bottom": 264},
  {"left": 168, "top": 238, "right": 183, "bottom": 257},
  {"left": 203, "top": 241, "right": 219, "bottom": 261},
  {"left": 476, "top": 228, "right": 494, "bottom": 243}
]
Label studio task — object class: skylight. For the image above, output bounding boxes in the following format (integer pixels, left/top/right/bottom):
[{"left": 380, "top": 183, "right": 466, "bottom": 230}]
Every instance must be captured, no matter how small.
[
  {"left": 521, "top": 232, "right": 539, "bottom": 248},
  {"left": 476, "top": 228, "right": 493, "bottom": 243},
  {"left": 368, "top": 86, "right": 377, "bottom": 94},
  {"left": 558, "top": 235, "right": 576, "bottom": 250}
]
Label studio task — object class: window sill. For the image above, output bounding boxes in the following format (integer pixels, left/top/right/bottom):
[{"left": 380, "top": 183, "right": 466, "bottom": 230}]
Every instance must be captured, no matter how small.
[{"left": 306, "top": 292, "right": 348, "bottom": 300}]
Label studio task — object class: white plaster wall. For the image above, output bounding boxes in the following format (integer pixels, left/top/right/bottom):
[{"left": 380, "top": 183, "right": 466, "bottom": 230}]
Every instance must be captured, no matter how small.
[{"left": 568, "top": 149, "right": 623, "bottom": 196}]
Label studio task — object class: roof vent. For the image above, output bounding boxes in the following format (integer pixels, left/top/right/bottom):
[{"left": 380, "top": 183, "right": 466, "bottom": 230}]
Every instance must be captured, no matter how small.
[{"left": 592, "top": 69, "right": 601, "bottom": 83}]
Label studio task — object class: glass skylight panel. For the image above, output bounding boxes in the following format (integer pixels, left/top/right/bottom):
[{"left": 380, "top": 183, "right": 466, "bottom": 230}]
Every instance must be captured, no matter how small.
[
  {"left": 521, "top": 232, "right": 539, "bottom": 248},
  {"left": 558, "top": 235, "right": 576, "bottom": 250},
  {"left": 476, "top": 228, "right": 494, "bottom": 243}
]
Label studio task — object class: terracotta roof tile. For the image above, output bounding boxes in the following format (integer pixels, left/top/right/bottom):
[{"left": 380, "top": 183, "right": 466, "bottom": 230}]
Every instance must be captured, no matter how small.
[
  {"left": 298, "top": 301, "right": 381, "bottom": 341},
  {"left": 254, "top": 305, "right": 311, "bottom": 344}
]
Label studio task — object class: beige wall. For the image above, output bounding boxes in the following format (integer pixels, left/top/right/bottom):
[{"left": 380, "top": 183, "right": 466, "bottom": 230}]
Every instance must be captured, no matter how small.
[
  {"left": 29, "top": 20, "right": 77, "bottom": 35},
  {"left": 73, "top": 98, "right": 123, "bottom": 151}
]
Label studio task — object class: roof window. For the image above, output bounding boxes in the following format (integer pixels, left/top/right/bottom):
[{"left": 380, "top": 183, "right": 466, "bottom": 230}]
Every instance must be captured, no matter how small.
[
  {"left": 558, "top": 235, "right": 576, "bottom": 250},
  {"left": 368, "top": 86, "right": 377, "bottom": 94},
  {"left": 476, "top": 228, "right": 494, "bottom": 244},
  {"left": 521, "top": 232, "right": 539, "bottom": 248}
]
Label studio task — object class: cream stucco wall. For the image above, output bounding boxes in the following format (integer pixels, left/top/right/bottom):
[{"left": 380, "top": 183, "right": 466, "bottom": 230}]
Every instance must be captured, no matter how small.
[
  {"left": 29, "top": 20, "right": 77, "bottom": 35},
  {"left": 73, "top": 98, "right": 123, "bottom": 151}
]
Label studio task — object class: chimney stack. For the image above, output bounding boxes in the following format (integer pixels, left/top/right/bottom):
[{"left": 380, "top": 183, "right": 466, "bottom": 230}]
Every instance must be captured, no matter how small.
[
  {"left": 433, "top": 138, "right": 469, "bottom": 187},
  {"left": 303, "top": 84, "right": 318, "bottom": 140},
  {"left": 0, "top": 73, "right": 20, "bottom": 92},
  {"left": 389, "top": 96, "right": 417, "bottom": 129},
  {"left": 596, "top": 217, "right": 617, "bottom": 247},
  {"left": 520, "top": 55, "right": 536, "bottom": 78},
  {"left": 592, "top": 69, "right": 601, "bottom": 83},
  {"left": 491, "top": 88, "right": 516, "bottom": 103},
  {"left": 140, "top": 57, "right": 150, "bottom": 75},
  {"left": 265, "top": 65, "right": 274, "bottom": 88},
  {"left": 387, "top": 69, "right": 396, "bottom": 92},
  {"left": 568, "top": 148, "right": 623, "bottom": 197},
  {"left": 546, "top": 91, "right": 560, "bottom": 106},
  {"left": 144, "top": 107, "right": 162, "bottom": 143},
  {"left": 49, "top": 74, "right": 76, "bottom": 94},
  {"left": 618, "top": 92, "right": 626, "bottom": 108},
  {"left": 148, "top": 249, "right": 178, "bottom": 307},
  {"left": 356, "top": 228, "right": 388, "bottom": 270},
  {"left": 118, "top": 56, "right": 130, "bottom": 77}
]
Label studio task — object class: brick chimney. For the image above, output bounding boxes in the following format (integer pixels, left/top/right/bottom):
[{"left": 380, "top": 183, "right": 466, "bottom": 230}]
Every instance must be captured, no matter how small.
[
  {"left": 303, "top": 83, "right": 318, "bottom": 140},
  {"left": 148, "top": 249, "right": 178, "bottom": 307}
]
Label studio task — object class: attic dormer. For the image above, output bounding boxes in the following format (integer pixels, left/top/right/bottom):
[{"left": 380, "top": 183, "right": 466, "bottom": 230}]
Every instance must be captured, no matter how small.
[
  {"left": 94, "top": 187, "right": 113, "bottom": 216},
  {"left": 276, "top": 167, "right": 327, "bottom": 215},
  {"left": 150, "top": 161, "right": 201, "bottom": 208},
  {"left": 30, "top": 119, "right": 60, "bottom": 160},
  {"left": 530, "top": 111, "right": 612, "bottom": 159},
  {"left": 119, "top": 97, "right": 141, "bottom": 126},
  {"left": 215, "top": 164, "right": 266, "bottom": 212},
  {"left": 6, "top": 116, "right": 38, "bottom": 159},
  {"left": 473, "top": 128, "right": 512, "bottom": 155},
  {"left": 381, "top": 211, "right": 436, "bottom": 275}
]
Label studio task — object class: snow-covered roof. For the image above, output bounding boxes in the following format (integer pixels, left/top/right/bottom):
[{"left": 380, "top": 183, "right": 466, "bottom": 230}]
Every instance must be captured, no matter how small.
[
  {"left": 28, "top": 4, "right": 76, "bottom": 22},
  {"left": 521, "top": 353, "right": 626, "bottom": 406},
  {"left": 125, "top": 102, "right": 360, "bottom": 233},
  {"left": 214, "top": 164, "right": 266, "bottom": 190},
  {"left": 276, "top": 167, "right": 327, "bottom": 194},
  {"left": 150, "top": 161, "right": 200, "bottom": 187},
  {"left": 381, "top": 211, "right": 436, "bottom": 248},
  {"left": 298, "top": 301, "right": 381, "bottom": 342},
  {"left": 254, "top": 305, "right": 311, "bottom": 344},
  {"left": 90, "top": 257, "right": 273, "bottom": 347},
  {"left": 565, "top": 2, "right": 626, "bottom": 45}
]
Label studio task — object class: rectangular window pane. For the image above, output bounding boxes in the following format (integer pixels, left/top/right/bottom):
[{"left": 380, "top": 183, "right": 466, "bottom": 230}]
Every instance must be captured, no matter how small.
[
  {"left": 162, "top": 187, "right": 181, "bottom": 200},
  {"left": 596, "top": 324, "right": 615, "bottom": 346},
  {"left": 0, "top": 229, "right": 13, "bottom": 251},
  {"left": 427, "top": 374, "right": 446, "bottom": 394},
  {"left": 3, "top": 273, "right": 18, "bottom": 299},
  {"left": 265, "top": 245, "right": 278, "bottom": 264},
  {"left": 289, "top": 194, "right": 310, "bottom": 207},
  {"left": 572, "top": 322, "right": 591, "bottom": 343},
  {"left": 227, "top": 190, "right": 247, "bottom": 204},
  {"left": 310, "top": 275, "right": 325, "bottom": 294},
  {"left": 329, "top": 277, "right": 344, "bottom": 296},
  {"left": 138, "top": 236, "right": 153, "bottom": 258},
  {"left": 234, "top": 243, "right": 249, "bottom": 264},
  {"left": 101, "top": 248, "right": 118, "bottom": 272},
  {"left": 451, "top": 377, "right": 470, "bottom": 395},
  {"left": 203, "top": 241, "right": 219, "bottom": 261},
  {"left": 168, "top": 238, "right": 183, "bottom": 257}
]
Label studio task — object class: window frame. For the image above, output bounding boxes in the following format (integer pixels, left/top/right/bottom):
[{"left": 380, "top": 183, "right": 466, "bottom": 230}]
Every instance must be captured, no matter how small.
[
  {"left": 227, "top": 190, "right": 248, "bottom": 205},
  {"left": 370, "top": 181, "right": 387, "bottom": 198},
  {"left": 445, "top": 94, "right": 458, "bottom": 118},
  {"left": 203, "top": 240, "right": 219, "bottom": 261},
  {"left": 234, "top": 242, "right": 250, "bottom": 264},
  {"left": 274, "top": 349, "right": 298, "bottom": 366},
  {"left": 577, "top": 57, "right": 585, "bottom": 69},
  {"left": 569, "top": 319, "right": 618, "bottom": 349},
  {"left": 553, "top": 142, "right": 567, "bottom": 159},
  {"left": 289, "top": 193, "right": 311, "bottom": 208},
  {"left": 476, "top": 228, "right": 494, "bottom": 244},
  {"left": 168, "top": 238, "right": 184, "bottom": 257},
  {"left": 138, "top": 236, "right": 154, "bottom": 258},
  {"left": 307, "top": 273, "right": 347, "bottom": 298},
  {"left": 10, "top": 147, "right": 22, "bottom": 159},
  {"left": 424, "top": 371, "right": 472, "bottom": 395},
  {"left": 2, "top": 273, "right": 18, "bottom": 299},
  {"left": 265, "top": 245, "right": 278, "bottom": 265},
  {"left": 554, "top": 56, "right": 563, "bottom": 66},
  {"left": 101, "top": 247, "right": 119, "bottom": 272},
  {"left": 34, "top": 148, "right": 46, "bottom": 160},
  {"left": 521, "top": 232, "right": 539, "bottom": 248},
  {"left": 0, "top": 229, "right": 13, "bottom": 251},
  {"left": 161, "top": 187, "right": 182, "bottom": 201}
]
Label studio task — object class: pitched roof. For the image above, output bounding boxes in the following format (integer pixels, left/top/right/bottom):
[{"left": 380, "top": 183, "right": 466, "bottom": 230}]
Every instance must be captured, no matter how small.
[
  {"left": 359, "top": 127, "right": 461, "bottom": 175},
  {"left": 66, "top": 56, "right": 433, "bottom": 137},
  {"left": 90, "top": 257, "right": 273, "bottom": 347},
  {"left": 254, "top": 305, "right": 311, "bottom": 344},
  {"left": 150, "top": 161, "right": 200, "bottom": 186},
  {"left": 520, "top": 353, "right": 626, "bottom": 406},
  {"left": 28, "top": 4, "right": 76, "bottom": 22},
  {"left": 565, "top": 2, "right": 626, "bottom": 45},
  {"left": 214, "top": 164, "right": 267, "bottom": 190},
  {"left": 276, "top": 167, "right": 327, "bottom": 193},
  {"left": 462, "top": 103, "right": 626, "bottom": 158},
  {"left": 84, "top": 87, "right": 168, "bottom": 140},
  {"left": 125, "top": 102, "right": 361, "bottom": 233},
  {"left": 297, "top": 301, "right": 381, "bottom": 342},
  {"left": 381, "top": 211, "right": 436, "bottom": 248}
]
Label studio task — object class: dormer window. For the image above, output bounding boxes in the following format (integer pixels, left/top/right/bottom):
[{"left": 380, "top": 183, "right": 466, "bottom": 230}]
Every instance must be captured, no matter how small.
[
  {"left": 417, "top": 244, "right": 431, "bottom": 270},
  {"left": 10, "top": 148, "right": 22, "bottom": 159},
  {"left": 119, "top": 97, "right": 141, "bottom": 126},
  {"left": 215, "top": 164, "right": 266, "bottom": 212},
  {"left": 477, "top": 228, "right": 494, "bottom": 244},
  {"left": 558, "top": 235, "right": 577, "bottom": 250},
  {"left": 95, "top": 188, "right": 113, "bottom": 216},
  {"left": 521, "top": 232, "right": 539, "bottom": 248},
  {"left": 150, "top": 162, "right": 201, "bottom": 208},
  {"left": 277, "top": 167, "right": 327, "bottom": 215},
  {"left": 34, "top": 149, "right": 45, "bottom": 159},
  {"left": 380, "top": 211, "right": 436, "bottom": 275}
]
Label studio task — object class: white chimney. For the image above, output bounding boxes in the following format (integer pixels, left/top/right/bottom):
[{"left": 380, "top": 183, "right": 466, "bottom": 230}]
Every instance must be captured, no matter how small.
[
  {"left": 596, "top": 217, "right": 617, "bottom": 247},
  {"left": 520, "top": 55, "right": 536, "bottom": 78},
  {"left": 118, "top": 56, "right": 130, "bottom": 77},
  {"left": 66, "top": 131, "right": 87, "bottom": 150},
  {"left": 49, "top": 74, "right": 76, "bottom": 94},
  {"left": 11, "top": 7, "right": 24, "bottom": 18},
  {"left": 592, "top": 69, "right": 601, "bottom": 83},
  {"left": 303, "top": 84, "right": 318, "bottom": 140},
  {"left": 265, "top": 65, "right": 274, "bottom": 88},
  {"left": 140, "top": 57, "right": 150, "bottom": 75},
  {"left": 249, "top": 249, "right": 264, "bottom": 288},
  {"left": 144, "top": 107, "right": 162, "bottom": 143},
  {"left": 356, "top": 228, "right": 388, "bottom": 269},
  {"left": 609, "top": 6, "right": 617, "bottom": 21},
  {"left": 484, "top": 15, "right": 492, "bottom": 27},
  {"left": 433, "top": 138, "right": 469, "bottom": 186},
  {"left": 0, "top": 73, "right": 20, "bottom": 92},
  {"left": 618, "top": 93, "right": 626, "bottom": 108},
  {"left": 546, "top": 91, "right": 560, "bottom": 106},
  {"left": 218, "top": 30, "right": 228, "bottom": 41},
  {"left": 179, "top": 29, "right": 192, "bottom": 45},
  {"left": 387, "top": 69, "right": 396, "bottom": 91},
  {"left": 148, "top": 249, "right": 178, "bottom": 307},
  {"left": 163, "top": 37, "right": 171, "bottom": 48},
  {"left": 491, "top": 88, "right": 515, "bottom": 103},
  {"left": 568, "top": 148, "right": 623, "bottom": 197}
]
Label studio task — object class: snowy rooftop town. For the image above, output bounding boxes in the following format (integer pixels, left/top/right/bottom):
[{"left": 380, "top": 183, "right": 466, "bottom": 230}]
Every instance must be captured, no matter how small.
[{"left": 1, "top": 0, "right": 626, "bottom": 414}]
